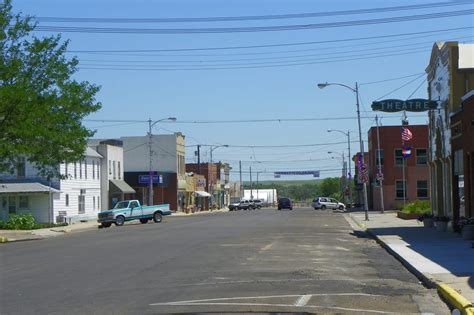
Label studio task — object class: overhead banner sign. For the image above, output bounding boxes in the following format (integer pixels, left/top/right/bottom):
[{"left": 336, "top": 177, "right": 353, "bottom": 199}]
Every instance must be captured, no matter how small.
[
  {"left": 274, "top": 171, "right": 320, "bottom": 178},
  {"left": 371, "top": 99, "right": 437, "bottom": 112}
]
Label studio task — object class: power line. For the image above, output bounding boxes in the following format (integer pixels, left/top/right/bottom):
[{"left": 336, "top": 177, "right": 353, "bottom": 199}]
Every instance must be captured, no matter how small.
[
  {"left": 186, "top": 140, "right": 359, "bottom": 149},
  {"left": 35, "top": 10, "right": 474, "bottom": 34},
  {"left": 35, "top": 1, "right": 472, "bottom": 23},
  {"left": 67, "top": 26, "right": 473, "bottom": 54},
  {"left": 360, "top": 73, "right": 425, "bottom": 85},
  {"left": 375, "top": 73, "right": 426, "bottom": 100},
  {"left": 406, "top": 78, "right": 428, "bottom": 99}
]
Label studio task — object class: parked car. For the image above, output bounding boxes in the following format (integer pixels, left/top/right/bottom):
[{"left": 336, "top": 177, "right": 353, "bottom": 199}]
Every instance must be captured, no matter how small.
[
  {"left": 277, "top": 197, "right": 293, "bottom": 210},
  {"left": 253, "top": 199, "right": 263, "bottom": 209},
  {"left": 229, "top": 201, "right": 240, "bottom": 211},
  {"left": 97, "top": 200, "right": 171, "bottom": 228},
  {"left": 312, "top": 197, "right": 345, "bottom": 210}
]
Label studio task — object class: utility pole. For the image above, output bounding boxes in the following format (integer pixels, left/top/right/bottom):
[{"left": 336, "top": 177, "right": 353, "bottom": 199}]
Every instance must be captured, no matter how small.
[
  {"left": 239, "top": 160, "right": 243, "bottom": 199},
  {"left": 347, "top": 131, "right": 352, "bottom": 208},
  {"left": 256, "top": 172, "right": 259, "bottom": 200},
  {"left": 250, "top": 166, "right": 253, "bottom": 199},
  {"left": 375, "top": 115, "right": 385, "bottom": 213},
  {"left": 148, "top": 119, "right": 154, "bottom": 206},
  {"left": 197, "top": 145, "right": 201, "bottom": 175},
  {"left": 355, "top": 83, "right": 369, "bottom": 221}
]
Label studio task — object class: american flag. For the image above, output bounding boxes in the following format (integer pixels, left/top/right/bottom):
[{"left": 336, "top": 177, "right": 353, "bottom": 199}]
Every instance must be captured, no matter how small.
[{"left": 401, "top": 127, "right": 413, "bottom": 141}]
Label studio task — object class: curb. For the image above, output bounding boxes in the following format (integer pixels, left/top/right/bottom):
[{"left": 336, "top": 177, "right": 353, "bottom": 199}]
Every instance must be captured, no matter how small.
[
  {"left": 346, "top": 213, "right": 473, "bottom": 313},
  {"left": 437, "top": 283, "right": 474, "bottom": 315}
]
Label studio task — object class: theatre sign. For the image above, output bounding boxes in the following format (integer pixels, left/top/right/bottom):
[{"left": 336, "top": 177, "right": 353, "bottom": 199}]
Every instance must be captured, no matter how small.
[{"left": 371, "top": 99, "right": 438, "bottom": 112}]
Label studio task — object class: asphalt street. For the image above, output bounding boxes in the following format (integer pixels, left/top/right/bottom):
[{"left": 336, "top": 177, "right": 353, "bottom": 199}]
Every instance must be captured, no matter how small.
[{"left": 0, "top": 208, "right": 448, "bottom": 314}]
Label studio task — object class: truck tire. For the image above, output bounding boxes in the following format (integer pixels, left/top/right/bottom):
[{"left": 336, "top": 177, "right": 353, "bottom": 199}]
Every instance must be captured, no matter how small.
[
  {"left": 153, "top": 212, "right": 163, "bottom": 223},
  {"left": 115, "top": 216, "right": 125, "bottom": 226},
  {"left": 140, "top": 218, "right": 149, "bottom": 224},
  {"left": 101, "top": 222, "right": 111, "bottom": 228}
]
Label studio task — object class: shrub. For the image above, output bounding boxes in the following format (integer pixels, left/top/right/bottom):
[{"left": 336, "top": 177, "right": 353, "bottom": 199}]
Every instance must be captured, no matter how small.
[
  {"left": 0, "top": 214, "right": 68, "bottom": 230},
  {"left": 3, "top": 213, "right": 36, "bottom": 230},
  {"left": 401, "top": 200, "right": 431, "bottom": 214}
]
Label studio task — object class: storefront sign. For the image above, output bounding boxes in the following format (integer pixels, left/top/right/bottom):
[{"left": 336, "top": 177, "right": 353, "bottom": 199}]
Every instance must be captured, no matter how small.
[
  {"left": 138, "top": 175, "right": 163, "bottom": 184},
  {"left": 371, "top": 99, "right": 437, "bottom": 112},
  {"left": 196, "top": 178, "right": 206, "bottom": 187}
]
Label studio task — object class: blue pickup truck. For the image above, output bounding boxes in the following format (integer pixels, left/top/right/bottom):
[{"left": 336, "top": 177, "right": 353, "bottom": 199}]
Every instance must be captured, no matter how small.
[{"left": 97, "top": 200, "right": 172, "bottom": 228}]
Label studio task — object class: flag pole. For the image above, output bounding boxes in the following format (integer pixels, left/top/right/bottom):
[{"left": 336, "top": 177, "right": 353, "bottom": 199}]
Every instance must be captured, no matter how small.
[{"left": 402, "top": 111, "right": 407, "bottom": 207}]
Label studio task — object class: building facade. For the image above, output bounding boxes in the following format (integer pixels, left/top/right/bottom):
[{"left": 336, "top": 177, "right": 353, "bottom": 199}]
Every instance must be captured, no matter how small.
[
  {"left": 0, "top": 147, "right": 102, "bottom": 223},
  {"left": 450, "top": 91, "right": 474, "bottom": 220},
  {"left": 89, "top": 139, "right": 135, "bottom": 210},
  {"left": 121, "top": 133, "right": 186, "bottom": 211},
  {"left": 426, "top": 42, "right": 474, "bottom": 218},
  {"left": 186, "top": 162, "right": 230, "bottom": 209},
  {"left": 368, "top": 125, "right": 430, "bottom": 210}
]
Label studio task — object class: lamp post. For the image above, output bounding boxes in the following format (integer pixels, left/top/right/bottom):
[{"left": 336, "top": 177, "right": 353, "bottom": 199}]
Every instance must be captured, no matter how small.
[
  {"left": 209, "top": 144, "right": 229, "bottom": 208},
  {"left": 328, "top": 151, "right": 346, "bottom": 204},
  {"left": 148, "top": 117, "right": 177, "bottom": 206},
  {"left": 318, "top": 82, "right": 369, "bottom": 220},
  {"left": 328, "top": 129, "right": 352, "bottom": 207}
]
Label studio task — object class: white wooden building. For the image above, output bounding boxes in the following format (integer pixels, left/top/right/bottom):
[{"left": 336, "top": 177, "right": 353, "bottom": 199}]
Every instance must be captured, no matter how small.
[{"left": 0, "top": 147, "right": 103, "bottom": 223}]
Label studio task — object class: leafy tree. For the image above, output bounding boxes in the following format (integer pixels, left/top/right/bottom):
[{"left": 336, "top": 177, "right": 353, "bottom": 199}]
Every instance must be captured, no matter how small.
[
  {"left": 319, "top": 177, "right": 341, "bottom": 198},
  {"left": 0, "top": 0, "right": 101, "bottom": 178}
]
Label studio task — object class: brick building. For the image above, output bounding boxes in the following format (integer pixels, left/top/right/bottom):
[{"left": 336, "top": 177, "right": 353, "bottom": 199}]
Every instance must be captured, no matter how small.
[
  {"left": 450, "top": 91, "right": 474, "bottom": 220},
  {"left": 367, "top": 125, "right": 430, "bottom": 210}
]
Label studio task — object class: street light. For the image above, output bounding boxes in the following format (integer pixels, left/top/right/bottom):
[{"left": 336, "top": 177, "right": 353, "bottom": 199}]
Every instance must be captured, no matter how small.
[
  {"left": 327, "top": 129, "right": 352, "bottom": 207},
  {"left": 318, "top": 81, "right": 369, "bottom": 220},
  {"left": 148, "top": 117, "right": 177, "bottom": 206},
  {"left": 328, "top": 151, "right": 347, "bottom": 205}
]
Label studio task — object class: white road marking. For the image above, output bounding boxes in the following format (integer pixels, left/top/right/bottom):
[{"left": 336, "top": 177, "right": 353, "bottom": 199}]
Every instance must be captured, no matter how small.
[
  {"left": 260, "top": 243, "right": 274, "bottom": 251},
  {"left": 336, "top": 246, "right": 350, "bottom": 251},
  {"left": 178, "top": 278, "right": 393, "bottom": 286},
  {"left": 294, "top": 294, "right": 312, "bottom": 306},
  {"left": 336, "top": 238, "right": 350, "bottom": 242}
]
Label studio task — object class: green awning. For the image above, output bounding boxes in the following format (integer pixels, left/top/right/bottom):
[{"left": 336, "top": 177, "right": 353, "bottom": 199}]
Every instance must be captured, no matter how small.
[{"left": 110, "top": 179, "right": 135, "bottom": 194}]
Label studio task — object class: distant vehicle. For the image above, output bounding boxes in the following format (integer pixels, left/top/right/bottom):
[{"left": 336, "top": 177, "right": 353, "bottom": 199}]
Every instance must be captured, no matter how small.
[
  {"left": 277, "top": 198, "right": 293, "bottom": 210},
  {"left": 229, "top": 201, "right": 241, "bottom": 211},
  {"left": 97, "top": 200, "right": 171, "bottom": 228},
  {"left": 253, "top": 199, "right": 264, "bottom": 209},
  {"left": 312, "top": 197, "right": 345, "bottom": 210}
]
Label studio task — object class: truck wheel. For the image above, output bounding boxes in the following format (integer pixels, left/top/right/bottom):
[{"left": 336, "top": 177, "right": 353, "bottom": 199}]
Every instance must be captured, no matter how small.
[
  {"left": 115, "top": 216, "right": 125, "bottom": 226},
  {"left": 101, "top": 222, "right": 111, "bottom": 228},
  {"left": 153, "top": 212, "right": 163, "bottom": 223},
  {"left": 140, "top": 218, "right": 149, "bottom": 224},
  {"left": 321, "top": 205, "right": 326, "bottom": 210}
]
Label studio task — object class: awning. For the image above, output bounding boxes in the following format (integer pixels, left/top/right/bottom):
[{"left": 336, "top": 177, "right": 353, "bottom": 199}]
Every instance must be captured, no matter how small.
[
  {"left": 194, "top": 191, "right": 211, "bottom": 197},
  {"left": 0, "top": 182, "right": 60, "bottom": 194},
  {"left": 110, "top": 179, "right": 136, "bottom": 194}
]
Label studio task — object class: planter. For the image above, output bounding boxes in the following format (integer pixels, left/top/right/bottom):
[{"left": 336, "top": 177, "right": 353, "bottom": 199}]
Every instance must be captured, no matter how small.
[
  {"left": 397, "top": 211, "right": 420, "bottom": 220},
  {"left": 423, "top": 218, "right": 434, "bottom": 228},
  {"left": 435, "top": 221, "right": 448, "bottom": 232},
  {"left": 461, "top": 225, "right": 474, "bottom": 240}
]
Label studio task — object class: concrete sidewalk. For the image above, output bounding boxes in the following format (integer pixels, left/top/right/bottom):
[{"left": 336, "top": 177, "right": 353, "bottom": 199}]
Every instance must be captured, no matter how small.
[{"left": 346, "top": 211, "right": 474, "bottom": 314}]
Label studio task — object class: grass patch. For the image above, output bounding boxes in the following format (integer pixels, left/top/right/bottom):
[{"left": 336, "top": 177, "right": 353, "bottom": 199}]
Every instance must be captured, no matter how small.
[
  {"left": 0, "top": 214, "right": 68, "bottom": 230},
  {"left": 401, "top": 200, "right": 431, "bottom": 214}
]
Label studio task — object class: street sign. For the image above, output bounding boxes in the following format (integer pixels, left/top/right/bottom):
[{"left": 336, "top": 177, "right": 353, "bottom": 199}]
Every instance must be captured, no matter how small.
[
  {"left": 371, "top": 99, "right": 437, "bottom": 112},
  {"left": 376, "top": 173, "right": 384, "bottom": 181},
  {"left": 358, "top": 173, "right": 369, "bottom": 183},
  {"left": 138, "top": 175, "right": 163, "bottom": 184},
  {"left": 274, "top": 171, "right": 320, "bottom": 177}
]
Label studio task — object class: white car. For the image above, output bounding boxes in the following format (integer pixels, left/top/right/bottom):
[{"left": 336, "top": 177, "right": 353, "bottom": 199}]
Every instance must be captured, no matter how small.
[{"left": 312, "top": 197, "right": 345, "bottom": 210}]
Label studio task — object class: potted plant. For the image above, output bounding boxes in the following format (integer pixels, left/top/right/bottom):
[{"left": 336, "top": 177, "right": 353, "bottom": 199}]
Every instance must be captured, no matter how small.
[
  {"left": 459, "top": 217, "right": 474, "bottom": 240},
  {"left": 434, "top": 216, "right": 450, "bottom": 232},
  {"left": 417, "top": 213, "right": 434, "bottom": 228}
]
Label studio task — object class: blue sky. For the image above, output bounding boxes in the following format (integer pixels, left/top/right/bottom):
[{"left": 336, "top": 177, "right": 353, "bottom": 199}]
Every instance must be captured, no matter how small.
[{"left": 13, "top": 0, "right": 474, "bottom": 180}]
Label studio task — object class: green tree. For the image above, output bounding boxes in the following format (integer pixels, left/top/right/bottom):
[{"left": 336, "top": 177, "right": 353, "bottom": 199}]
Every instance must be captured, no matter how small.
[
  {"left": 319, "top": 177, "right": 341, "bottom": 198},
  {"left": 0, "top": 0, "right": 101, "bottom": 178}
]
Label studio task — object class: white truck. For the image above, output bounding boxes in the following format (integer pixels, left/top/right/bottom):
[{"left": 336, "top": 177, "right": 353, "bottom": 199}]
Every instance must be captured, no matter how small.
[{"left": 97, "top": 200, "right": 171, "bottom": 228}]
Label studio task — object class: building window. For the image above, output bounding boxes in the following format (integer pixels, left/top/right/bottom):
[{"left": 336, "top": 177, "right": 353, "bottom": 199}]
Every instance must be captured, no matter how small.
[
  {"left": 85, "top": 160, "right": 88, "bottom": 179},
  {"left": 93, "top": 196, "right": 96, "bottom": 210},
  {"left": 375, "top": 149, "right": 384, "bottom": 166},
  {"left": 395, "top": 149, "right": 404, "bottom": 166},
  {"left": 417, "top": 180, "right": 428, "bottom": 198},
  {"left": 454, "top": 149, "right": 464, "bottom": 175},
  {"left": 17, "top": 157, "right": 26, "bottom": 178},
  {"left": 19, "top": 196, "right": 29, "bottom": 209},
  {"left": 396, "top": 180, "right": 407, "bottom": 199},
  {"left": 416, "top": 149, "right": 427, "bottom": 165},
  {"left": 118, "top": 161, "right": 121, "bottom": 179},
  {"left": 92, "top": 160, "right": 95, "bottom": 179},
  {"left": 74, "top": 162, "right": 77, "bottom": 179},
  {"left": 113, "top": 161, "right": 116, "bottom": 179},
  {"left": 78, "top": 195, "right": 85, "bottom": 214},
  {"left": 65, "top": 194, "right": 69, "bottom": 207},
  {"left": 65, "top": 162, "right": 68, "bottom": 178},
  {"left": 8, "top": 196, "right": 16, "bottom": 213},
  {"left": 98, "top": 196, "right": 100, "bottom": 210},
  {"left": 79, "top": 161, "right": 82, "bottom": 179},
  {"left": 109, "top": 160, "right": 112, "bottom": 175},
  {"left": 97, "top": 163, "right": 100, "bottom": 180}
]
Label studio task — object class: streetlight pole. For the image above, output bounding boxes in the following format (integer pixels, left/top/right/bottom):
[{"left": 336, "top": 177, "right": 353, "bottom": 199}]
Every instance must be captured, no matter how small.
[
  {"left": 148, "top": 117, "right": 177, "bottom": 206},
  {"left": 318, "top": 82, "right": 369, "bottom": 220},
  {"left": 328, "top": 129, "right": 352, "bottom": 207},
  {"left": 209, "top": 144, "right": 229, "bottom": 208},
  {"left": 328, "top": 151, "right": 346, "bottom": 203}
]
